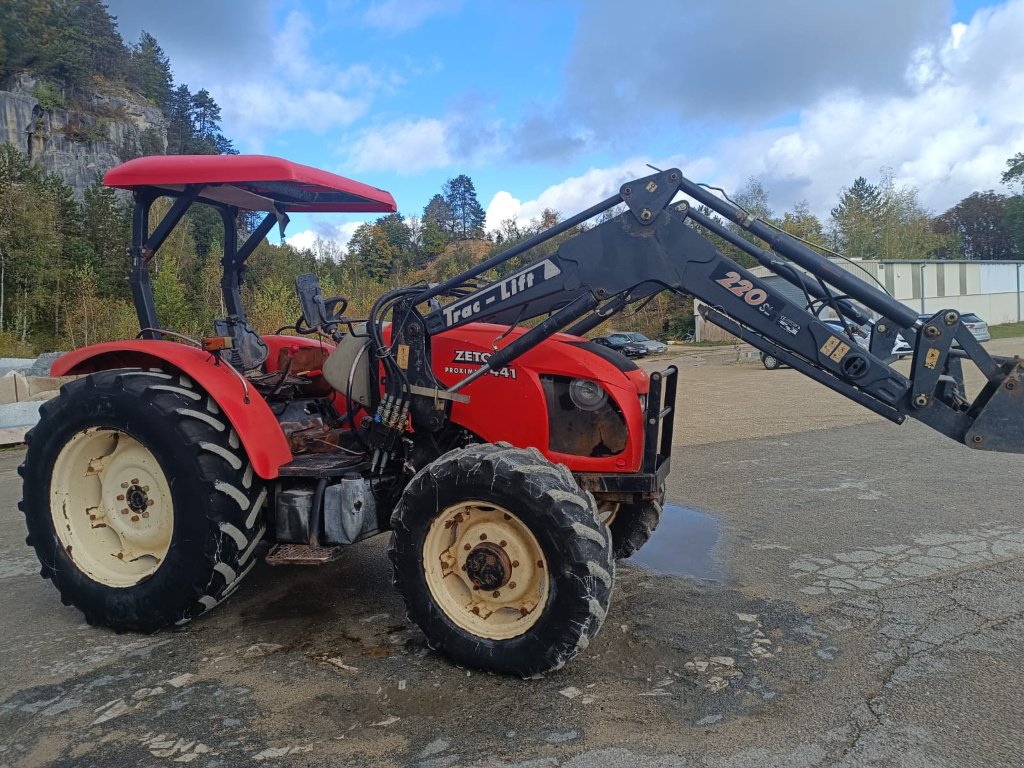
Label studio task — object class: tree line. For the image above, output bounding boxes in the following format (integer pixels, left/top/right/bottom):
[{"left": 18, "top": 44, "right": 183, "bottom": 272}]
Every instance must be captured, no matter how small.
[{"left": 4, "top": 141, "right": 1024, "bottom": 356}]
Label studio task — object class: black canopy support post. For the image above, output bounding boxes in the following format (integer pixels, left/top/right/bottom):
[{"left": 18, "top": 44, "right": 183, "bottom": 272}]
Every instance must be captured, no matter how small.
[
  {"left": 143, "top": 185, "right": 202, "bottom": 257},
  {"left": 235, "top": 211, "right": 278, "bottom": 265},
  {"left": 415, "top": 193, "right": 622, "bottom": 307},
  {"left": 130, "top": 190, "right": 160, "bottom": 339},
  {"left": 219, "top": 206, "right": 244, "bottom": 319}
]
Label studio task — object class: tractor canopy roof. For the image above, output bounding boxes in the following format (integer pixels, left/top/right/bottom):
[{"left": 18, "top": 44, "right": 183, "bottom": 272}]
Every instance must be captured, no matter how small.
[{"left": 104, "top": 154, "right": 396, "bottom": 214}]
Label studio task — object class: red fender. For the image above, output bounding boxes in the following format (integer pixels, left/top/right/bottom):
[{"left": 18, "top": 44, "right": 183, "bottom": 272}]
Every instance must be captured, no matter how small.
[{"left": 51, "top": 341, "right": 293, "bottom": 479}]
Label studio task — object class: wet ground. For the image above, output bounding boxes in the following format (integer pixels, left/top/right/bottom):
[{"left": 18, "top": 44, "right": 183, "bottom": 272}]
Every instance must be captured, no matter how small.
[{"left": 2, "top": 339, "right": 1023, "bottom": 766}]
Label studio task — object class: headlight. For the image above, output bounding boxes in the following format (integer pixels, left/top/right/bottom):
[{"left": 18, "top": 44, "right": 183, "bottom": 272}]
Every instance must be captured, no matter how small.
[{"left": 569, "top": 378, "right": 608, "bottom": 411}]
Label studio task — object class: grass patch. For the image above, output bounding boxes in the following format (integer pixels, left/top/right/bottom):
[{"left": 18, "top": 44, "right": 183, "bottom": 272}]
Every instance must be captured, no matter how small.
[{"left": 988, "top": 322, "right": 1024, "bottom": 340}]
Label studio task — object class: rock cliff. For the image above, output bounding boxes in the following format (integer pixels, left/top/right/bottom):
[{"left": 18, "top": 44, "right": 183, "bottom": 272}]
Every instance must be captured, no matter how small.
[{"left": 0, "top": 74, "right": 167, "bottom": 196}]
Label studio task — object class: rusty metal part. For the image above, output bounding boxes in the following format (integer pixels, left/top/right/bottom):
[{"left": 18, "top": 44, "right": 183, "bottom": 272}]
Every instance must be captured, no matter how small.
[
  {"left": 280, "top": 419, "right": 346, "bottom": 454},
  {"left": 465, "top": 542, "right": 512, "bottom": 591},
  {"left": 264, "top": 543, "right": 343, "bottom": 565}
]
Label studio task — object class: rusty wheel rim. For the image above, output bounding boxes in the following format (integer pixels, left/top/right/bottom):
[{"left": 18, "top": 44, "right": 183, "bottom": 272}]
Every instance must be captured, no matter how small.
[{"left": 422, "top": 501, "right": 549, "bottom": 640}]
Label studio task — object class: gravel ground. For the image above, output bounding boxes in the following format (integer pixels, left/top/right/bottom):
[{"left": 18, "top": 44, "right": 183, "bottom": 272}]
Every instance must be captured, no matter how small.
[{"left": 1, "top": 339, "right": 1022, "bottom": 767}]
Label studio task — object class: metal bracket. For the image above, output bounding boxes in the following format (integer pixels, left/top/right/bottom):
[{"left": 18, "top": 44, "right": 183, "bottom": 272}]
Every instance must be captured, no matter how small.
[
  {"left": 910, "top": 310, "right": 959, "bottom": 409},
  {"left": 407, "top": 384, "right": 470, "bottom": 404},
  {"left": 620, "top": 169, "right": 682, "bottom": 225}
]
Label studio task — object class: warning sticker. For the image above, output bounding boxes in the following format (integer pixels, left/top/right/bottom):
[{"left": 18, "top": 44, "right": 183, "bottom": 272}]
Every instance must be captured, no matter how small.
[{"left": 829, "top": 342, "right": 850, "bottom": 363}]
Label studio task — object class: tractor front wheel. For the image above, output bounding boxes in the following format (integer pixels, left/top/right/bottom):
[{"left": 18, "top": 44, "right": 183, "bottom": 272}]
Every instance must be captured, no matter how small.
[
  {"left": 19, "top": 368, "right": 267, "bottom": 632},
  {"left": 390, "top": 443, "right": 614, "bottom": 675},
  {"left": 603, "top": 491, "right": 664, "bottom": 559}
]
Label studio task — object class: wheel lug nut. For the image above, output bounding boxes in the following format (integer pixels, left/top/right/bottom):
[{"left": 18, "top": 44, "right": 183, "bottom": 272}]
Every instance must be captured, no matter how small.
[
  {"left": 117, "top": 495, "right": 125, "bottom": 501},
  {"left": 509, "top": 582, "right": 517, "bottom": 589},
  {"left": 492, "top": 590, "right": 500, "bottom": 598},
  {"left": 131, "top": 515, "right": 140, "bottom": 522},
  {"left": 147, "top": 499, "right": 155, "bottom": 506},
  {"left": 121, "top": 482, "right": 128, "bottom": 489},
  {"left": 499, "top": 540, "right": 507, "bottom": 547},
  {"left": 479, "top": 533, "right": 487, "bottom": 540},
  {"left": 122, "top": 508, "right": 130, "bottom": 514},
  {"left": 512, "top": 560, "right": 519, "bottom": 568},
  {"left": 131, "top": 478, "right": 139, "bottom": 484},
  {"left": 464, "top": 543, "right": 471, "bottom": 551},
  {"left": 141, "top": 511, "right": 149, "bottom": 519},
  {"left": 536, "top": 560, "right": 543, "bottom": 568},
  {"left": 503, "top": 513, "right": 511, "bottom": 520},
  {"left": 142, "top": 485, "right": 149, "bottom": 492},
  {"left": 461, "top": 564, "right": 467, "bottom": 571}
]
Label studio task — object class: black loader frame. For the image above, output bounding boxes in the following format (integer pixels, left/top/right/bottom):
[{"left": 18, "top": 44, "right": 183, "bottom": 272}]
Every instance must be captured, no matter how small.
[{"left": 361, "top": 167, "right": 1024, "bottom": 469}]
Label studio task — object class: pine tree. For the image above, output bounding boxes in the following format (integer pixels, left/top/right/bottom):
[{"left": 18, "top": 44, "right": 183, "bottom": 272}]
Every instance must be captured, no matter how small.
[
  {"left": 443, "top": 175, "right": 486, "bottom": 240},
  {"left": 422, "top": 194, "right": 453, "bottom": 257},
  {"left": 130, "top": 32, "right": 173, "bottom": 112},
  {"left": 830, "top": 177, "right": 883, "bottom": 258}
]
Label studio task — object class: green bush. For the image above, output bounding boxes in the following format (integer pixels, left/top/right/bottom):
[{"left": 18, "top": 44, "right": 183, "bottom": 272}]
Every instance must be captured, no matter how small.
[{"left": 32, "top": 82, "right": 64, "bottom": 111}]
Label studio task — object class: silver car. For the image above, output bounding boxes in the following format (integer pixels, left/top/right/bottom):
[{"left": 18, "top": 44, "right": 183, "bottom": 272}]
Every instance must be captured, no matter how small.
[{"left": 619, "top": 332, "right": 668, "bottom": 355}]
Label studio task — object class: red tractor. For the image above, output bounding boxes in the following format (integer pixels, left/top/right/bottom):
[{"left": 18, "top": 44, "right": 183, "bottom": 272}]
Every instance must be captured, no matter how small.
[{"left": 19, "top": 155, "right": 1024, "bottom": 675}]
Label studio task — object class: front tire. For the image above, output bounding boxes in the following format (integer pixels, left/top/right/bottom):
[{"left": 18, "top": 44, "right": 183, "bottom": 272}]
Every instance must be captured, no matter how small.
[
  {"left": 19, "top": 368, "right": 267, "bottom": 632},
  {"left": 605, "top": 491, "right": 665, "bottom": 559},
  {"left": 390, "top": 443, "right": 614, "bottom": 675},
  {"left": 761, "top": 352, "right": 781, "bottom": 370}
]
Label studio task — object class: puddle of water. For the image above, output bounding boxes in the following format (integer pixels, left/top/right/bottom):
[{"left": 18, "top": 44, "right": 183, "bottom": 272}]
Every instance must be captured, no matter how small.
[{"left": 629, "top": 503, "right": 723, "bottom": 580}]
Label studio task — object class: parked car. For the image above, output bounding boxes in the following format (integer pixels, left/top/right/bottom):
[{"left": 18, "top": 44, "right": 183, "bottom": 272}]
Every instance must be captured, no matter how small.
[
  {"left": 593, "top": 334, "right": 647, "bottom": 358},
  {"left": 918, "top": 312, "right": 990, "bottom": 342},
  {"left": 615, "top": 332, "right": 669, "bottom": 355}
]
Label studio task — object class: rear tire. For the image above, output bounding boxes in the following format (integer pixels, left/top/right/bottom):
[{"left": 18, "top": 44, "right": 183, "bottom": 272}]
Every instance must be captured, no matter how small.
[
  {"left": 19, "top": 368, "right": 267, "bottom": 632},
  {"left": 389, "top": 443, "right": 614, "bottom": 675},
  {"left": 761, "top": 352, "right": 781, "bottom": 370}
]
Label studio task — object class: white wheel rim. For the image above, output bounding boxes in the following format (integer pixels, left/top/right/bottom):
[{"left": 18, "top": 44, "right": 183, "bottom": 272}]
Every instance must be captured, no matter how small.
[
  {"left": 423, "top": 501, "right": 549, "bottom": 641},
  {"left": 50, "top": 427, "right": 174, "bottom": 587}
]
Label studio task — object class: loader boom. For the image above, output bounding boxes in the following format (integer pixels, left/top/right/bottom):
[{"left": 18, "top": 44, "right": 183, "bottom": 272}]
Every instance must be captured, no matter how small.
[{"left": 368, "top": 168, "right": 1024, "bottom": 456}]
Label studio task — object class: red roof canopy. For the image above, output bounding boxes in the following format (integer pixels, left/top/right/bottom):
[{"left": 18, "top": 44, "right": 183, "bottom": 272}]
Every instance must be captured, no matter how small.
[{"left": 104, "top": 154, "right": 396, "bottom": 214}]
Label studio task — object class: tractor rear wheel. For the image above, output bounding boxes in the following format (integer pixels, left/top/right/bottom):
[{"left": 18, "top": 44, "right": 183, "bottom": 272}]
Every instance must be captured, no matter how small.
[
  {"left": 19, "top": 368, "right": 267, "bottom": 632},
  {"left": 389, "top": 443, "right": 614, "bottom": 675}
]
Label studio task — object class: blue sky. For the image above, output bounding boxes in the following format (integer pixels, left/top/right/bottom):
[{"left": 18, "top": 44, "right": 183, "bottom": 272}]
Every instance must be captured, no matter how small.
[{"left": 107, "top": 0, "right": 1024, "bottom": 251}]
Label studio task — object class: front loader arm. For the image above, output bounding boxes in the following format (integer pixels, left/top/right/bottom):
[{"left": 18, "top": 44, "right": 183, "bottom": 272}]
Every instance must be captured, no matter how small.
[{"left": 381, "top": 168, "right": 1023, "bottom": 457}]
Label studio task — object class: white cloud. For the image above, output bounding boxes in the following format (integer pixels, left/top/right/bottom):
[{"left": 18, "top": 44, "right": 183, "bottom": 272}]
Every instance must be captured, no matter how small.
[
  {"left": 286, "top": 221, "right": 364, "bottom": 254},
  {"left": 347, "top": 118, "right": 452, "bottom": 173},
  {"left": 285, "top": 229, "right": 320, "bottom": 252},
  {"left": 363, "top": 0, "right": 463, "bottom": 34},
  {"left": 499, "top": 1, "right": 1024, "bottom": 227},
  {"left": 714, "top": 1, "right": 1024, "bottom": 217},
  {"left": 484, "top": 154, "right": 717, "bottom": 231}
]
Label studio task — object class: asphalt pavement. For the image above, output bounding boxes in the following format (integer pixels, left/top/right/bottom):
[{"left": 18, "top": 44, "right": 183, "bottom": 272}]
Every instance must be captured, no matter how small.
[{"left": 1, "top": 351, "right": 1023, "bottom": 767}]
